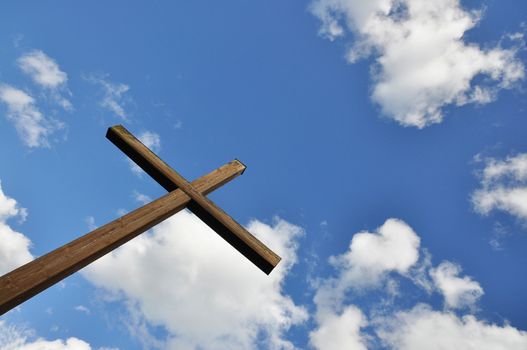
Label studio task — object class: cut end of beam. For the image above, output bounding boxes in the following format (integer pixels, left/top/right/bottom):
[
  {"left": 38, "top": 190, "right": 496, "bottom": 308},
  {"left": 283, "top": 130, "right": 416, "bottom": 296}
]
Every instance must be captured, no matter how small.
[{"left": 234, "top": 158, "right": 247, "bottom": 175}]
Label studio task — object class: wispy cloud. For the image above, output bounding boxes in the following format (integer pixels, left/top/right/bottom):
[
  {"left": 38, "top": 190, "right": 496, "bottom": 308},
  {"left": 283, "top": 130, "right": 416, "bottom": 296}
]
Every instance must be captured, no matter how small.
[
  {"left": 489, "top": 222, "right": 510, "bottom": 251},
  {"left": 138, "top": 130, "right": 161, "bottom": 151},
  {"left": 310, "top": 0, "right": 525, "bottom": 128},
  {"left": 132, "top": 191, "right": 152, "bottom": 205},
  {"left": 74, "top": 305, "right": 91, "bottom": 315},
  {"left": 85, "top": 74, "right": 130, "bottom": 120},
  {"left": 18, "top": 50, "right": 72, "bottom": 110},
  {"left": 18, "top": 50, "right": 67, "bottom": 88},
  {"left": 85, "top": 216, "right": 97, "bottom": 231},
  {"left": 0, "top": 84, "right": 63, "bottom": 148},
  {"left": 472, "top": 153, "right": 527, "bottom": 222},
  {"left": 174, "top": 119, "right": 183, "bottom": 129}
]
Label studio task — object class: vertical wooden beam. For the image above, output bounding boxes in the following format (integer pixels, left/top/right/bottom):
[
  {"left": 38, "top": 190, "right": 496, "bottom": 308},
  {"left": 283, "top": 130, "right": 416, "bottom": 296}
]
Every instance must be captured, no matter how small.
[
  {"left": 106, "top": 125, "right": 281, "bottom": 274},
  {"left": 0, "top": 160, "right": 245, "bottom": 315}
]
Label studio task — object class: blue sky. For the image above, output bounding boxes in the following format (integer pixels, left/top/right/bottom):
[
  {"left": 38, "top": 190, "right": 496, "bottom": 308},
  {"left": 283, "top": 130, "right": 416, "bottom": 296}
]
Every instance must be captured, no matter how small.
[{"left": 0, "top": 0, "right": 526, "bottom": 349}]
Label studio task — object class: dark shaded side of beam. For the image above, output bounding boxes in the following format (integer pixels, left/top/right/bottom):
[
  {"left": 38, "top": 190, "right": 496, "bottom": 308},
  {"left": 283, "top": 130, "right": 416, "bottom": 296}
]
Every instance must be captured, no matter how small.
[
  {"left": 107, "top": 126, "right": 179, "bottom": 192},
  {"left": 186, "top": 201, "right": 275, "bottom": 274}
]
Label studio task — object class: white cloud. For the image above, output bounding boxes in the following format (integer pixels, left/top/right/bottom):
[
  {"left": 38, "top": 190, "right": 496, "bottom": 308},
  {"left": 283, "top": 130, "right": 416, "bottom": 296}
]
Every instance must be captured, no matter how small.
[
  {"left": 312, "top": 218, "right": 421, "bottom": 321},
  {"left": 85, "top": 75, "right": 130, "bottom": 120},
  {"left": 0, "top": 183, "right": 26, "bottom": 223},
  {"left": 376, "top": 304, "right": 527, "bottom": 350},
  {"left": 310, "top": 0, "right": 525, "bottom": 128},
  {"left": 138, "top": 130, "right": 161, "bottom": 151},
  {"left": 85, "top": 216, "right": 97, "bottom": 231},
  {"left": 480, "top": 153, "right": 527, "bottom": 186},
  {"left": 129, "top": 131, "right": 161, "bottom": 175},
  {"left": 472, "top": 153, "right": 527, "bottom": 221},
  {"left": 408, "top": 248, "right": 434, "bottom": 293},
  {"left": 0, "top": 320, "right": 112, "bottom": 350},
  {"left": 0, "top": 181, "right": 33, "bottom": 275},
  {"left": 17, "top": 50, "right": 72, "bottom": 110},
  {"left": 473, "top": 188, "right": 527, "bottom": 219},
  {"left": 0, "top": 84, "right": 63, "bottom": 148},
  {"left": 430, "top": 261, "right": 483, "bottom": 309},
  {"left": 309, "top": 305, "right": 368, "bottom": 350},
  {"left": 310, "top": 218, "right": 420, "bottom": 349},
  {"left": 329, "top": 218, "right": 420, "bottom": 289},
  {"left": 488, "top": 222, "right": 509, "bottom": 251},
  {"left": 132, "top": 191, "right": 152, "bottom": 205},
  {"left": 18, "top": 50, "right": 67, "bottom": 88},
  {"left": 83, "top": 212, "right": 307, "bottom": 349},
  {"left": 309, "top": 218, "right": 524, "bottom": 349},
  {"left": 74, "top": 305, "right": 91, "bottom": 315}
]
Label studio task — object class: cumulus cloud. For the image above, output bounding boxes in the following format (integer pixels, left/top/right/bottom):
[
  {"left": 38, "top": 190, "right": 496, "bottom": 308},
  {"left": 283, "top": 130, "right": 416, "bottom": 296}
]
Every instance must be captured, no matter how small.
[
  {"left": 310, "top": 0, "right": 525, "bottom": 128},
  {"left": 308, "top": 218, "right": 510, "bottom": 349},
  {"left": 0, "top": 320, "right": 111, "bottom": 350},
  {"left": 17, "top": 50, "right": 72, "bottom": 110},
  {"left": 330, "top": 218, "right": 420, "bottom": 290},
  {"left": 472, "top": 153, "right": 527, "bottom": 221},
  {"left": 82, "top": 212, "right": 307, "bottom": 349},
  {"left": 312, "top": 218, "right": 421, "bottom": 320},
  {"left": 129, "top": 131, "right": 161, "bottom": 175},
  {"left": 0, "top": 84, "right": 63, "bottom": 148},
  {"left": 85, "top": 75, "right": 130, "bottom": 120},
  {"left": 310, "top": 218, "right": 420, "bottom": 349},
  {"left": 309, "top": 305, "right": 368, "bottom": 350},
  {"left": 0, "top": 181, "right": 33, "bottom": 275},
  {"left": 376, "top": 304, "right": 527, "bottom": 350},
  {"left": 430, "top": 261, "right": 483, "bottom": 309}
]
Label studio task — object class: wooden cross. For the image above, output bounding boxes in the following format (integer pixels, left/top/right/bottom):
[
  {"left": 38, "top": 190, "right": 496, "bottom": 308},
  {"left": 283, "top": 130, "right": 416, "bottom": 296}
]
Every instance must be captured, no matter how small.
[{"left": 0, "top": 125, "right": 281, "bottom": 315}]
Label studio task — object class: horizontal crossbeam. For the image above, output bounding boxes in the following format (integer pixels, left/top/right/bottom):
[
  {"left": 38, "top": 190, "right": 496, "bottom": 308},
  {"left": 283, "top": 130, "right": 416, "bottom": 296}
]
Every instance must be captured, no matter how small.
[
  {"left": 107, "top": 125, "right": 281, "bottom": 274},
  {"left": 0, "top": 160, "right": 246, "bottom": 315}
]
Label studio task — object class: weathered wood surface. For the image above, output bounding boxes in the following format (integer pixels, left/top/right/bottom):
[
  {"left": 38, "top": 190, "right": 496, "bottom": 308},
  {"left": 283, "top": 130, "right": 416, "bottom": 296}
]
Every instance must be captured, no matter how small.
[
  {"left": 107, "top": 125, "right": 281, "bottom": 274},
  {"left": 0, "top": 160, "right": 245, "bottom": 315}
]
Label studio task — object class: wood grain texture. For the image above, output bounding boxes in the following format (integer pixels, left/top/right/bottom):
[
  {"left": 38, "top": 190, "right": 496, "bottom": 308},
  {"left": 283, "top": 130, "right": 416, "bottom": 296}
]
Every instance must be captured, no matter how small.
[
  {"left": 107, "top": 125, "right": 281, "bottom": 274},
  {"left": 0, "top": 160, "right": 245, "bottom": 315}
]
